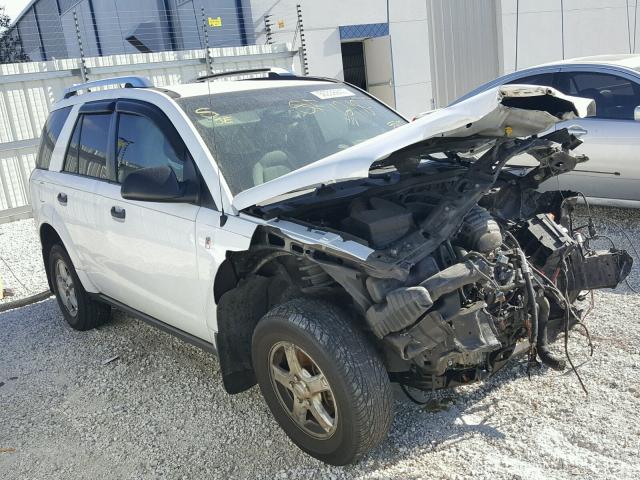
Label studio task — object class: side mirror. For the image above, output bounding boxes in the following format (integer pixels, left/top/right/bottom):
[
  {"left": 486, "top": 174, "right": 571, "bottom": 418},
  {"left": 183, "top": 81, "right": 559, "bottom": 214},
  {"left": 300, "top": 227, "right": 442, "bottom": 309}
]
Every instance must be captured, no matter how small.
[
  {"left": 121, "top": 165, "right": 199, "bottom": 203},
  {"left": 634, "top": 106, "right": 640, "bottom": 121}
]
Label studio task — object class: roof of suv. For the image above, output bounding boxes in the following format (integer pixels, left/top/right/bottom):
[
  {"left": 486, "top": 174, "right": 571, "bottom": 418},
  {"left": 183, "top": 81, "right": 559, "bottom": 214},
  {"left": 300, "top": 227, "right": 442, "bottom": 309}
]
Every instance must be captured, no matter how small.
[{"left": 167, "top": 79, "right": 336, "bottom": 98}]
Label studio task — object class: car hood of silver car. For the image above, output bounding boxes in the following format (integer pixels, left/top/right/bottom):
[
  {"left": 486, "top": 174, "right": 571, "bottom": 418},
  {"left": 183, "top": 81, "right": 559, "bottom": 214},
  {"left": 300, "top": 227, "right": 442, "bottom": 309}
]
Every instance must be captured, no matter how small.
[{"left": 231, "top": 84, "right": 595, "bottom": 211}]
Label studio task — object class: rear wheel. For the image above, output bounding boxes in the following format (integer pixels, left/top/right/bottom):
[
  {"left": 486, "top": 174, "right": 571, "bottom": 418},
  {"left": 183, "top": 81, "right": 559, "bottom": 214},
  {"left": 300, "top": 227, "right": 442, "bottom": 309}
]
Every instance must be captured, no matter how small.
[
  {"left": 252, "top": 298, "right": 393, "bottom": 465},
  {"left": 48, "top": 244, "right": 111, "bottom": 330}
]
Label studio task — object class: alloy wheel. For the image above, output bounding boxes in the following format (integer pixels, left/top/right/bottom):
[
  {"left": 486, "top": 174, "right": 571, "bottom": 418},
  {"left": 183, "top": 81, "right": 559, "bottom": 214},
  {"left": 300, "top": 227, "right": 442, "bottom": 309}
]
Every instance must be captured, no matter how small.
[
  {"left": 269, "top": 341, "right": 338, "bottom": 439},
  {"left": 55, "top": 258, "right": 78, "bottom": 316}
]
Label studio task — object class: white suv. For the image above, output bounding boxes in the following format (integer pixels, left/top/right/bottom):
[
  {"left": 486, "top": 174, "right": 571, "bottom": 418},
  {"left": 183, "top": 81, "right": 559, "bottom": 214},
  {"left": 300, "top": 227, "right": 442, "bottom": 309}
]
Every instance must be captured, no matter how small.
[{"left": 30, "top": 70, "right": 631, "bottom": 465}]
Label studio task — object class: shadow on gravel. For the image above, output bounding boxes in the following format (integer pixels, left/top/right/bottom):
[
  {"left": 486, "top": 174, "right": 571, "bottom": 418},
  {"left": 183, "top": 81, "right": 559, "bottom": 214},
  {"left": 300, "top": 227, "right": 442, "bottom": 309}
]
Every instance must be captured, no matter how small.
[{"left": 358, "top": 362, "right": 524, "bottom": 466}]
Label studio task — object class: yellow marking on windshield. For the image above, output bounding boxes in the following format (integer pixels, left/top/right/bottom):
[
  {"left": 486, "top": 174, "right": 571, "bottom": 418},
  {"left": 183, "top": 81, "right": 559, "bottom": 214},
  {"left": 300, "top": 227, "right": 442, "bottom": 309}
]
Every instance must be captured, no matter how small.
[
  {"left": 288, "top": 98, "right": 377, "bottom": 122},
  {"left": 195, "top": 107, "right": 218, "bottom": 118},
  {"left": 194, "top": 107, "right": 237, "bottom": 126},
  {"left": 289, "top": 99, "right": 324, "bottom": 115}
]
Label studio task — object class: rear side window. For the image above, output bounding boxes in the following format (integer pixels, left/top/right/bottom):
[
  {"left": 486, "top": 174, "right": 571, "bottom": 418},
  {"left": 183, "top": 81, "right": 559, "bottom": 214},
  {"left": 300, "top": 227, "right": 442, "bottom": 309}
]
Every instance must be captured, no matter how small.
[
  {"left": 36, "top": 107, "right": 72, "bottom": 170},
  {"left": 63, "top": 113, "right": 111, "bottom": 179},
  {"left": 115, "top": 113, "right": 185, "bottom": 183}
]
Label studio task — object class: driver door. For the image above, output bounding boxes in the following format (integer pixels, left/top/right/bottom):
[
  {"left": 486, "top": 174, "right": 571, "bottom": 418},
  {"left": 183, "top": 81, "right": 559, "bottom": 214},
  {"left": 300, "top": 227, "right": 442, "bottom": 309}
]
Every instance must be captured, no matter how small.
[{"left": 94, "top": 99, "right": 207, "bottom": 339}]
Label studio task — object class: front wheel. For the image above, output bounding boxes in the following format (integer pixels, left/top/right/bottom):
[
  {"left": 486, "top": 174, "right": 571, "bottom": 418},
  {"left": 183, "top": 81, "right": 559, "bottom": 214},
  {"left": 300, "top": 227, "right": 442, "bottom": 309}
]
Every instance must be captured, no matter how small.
[{"left": 252, "top": 298, "right": 393, "bottom": 465}]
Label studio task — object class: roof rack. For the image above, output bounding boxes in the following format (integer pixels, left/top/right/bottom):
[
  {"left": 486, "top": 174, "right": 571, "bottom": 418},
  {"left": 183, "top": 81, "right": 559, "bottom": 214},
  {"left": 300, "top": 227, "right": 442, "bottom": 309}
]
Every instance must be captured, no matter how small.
[
  {"left": 195, "top": 67, "right": 297, "bottom": 83},
  {"left": 63, "top": 76, "right": 153, "bottom": 99},
  {"left": 194, "top": 67, "right": 343, "bottom": 86}
]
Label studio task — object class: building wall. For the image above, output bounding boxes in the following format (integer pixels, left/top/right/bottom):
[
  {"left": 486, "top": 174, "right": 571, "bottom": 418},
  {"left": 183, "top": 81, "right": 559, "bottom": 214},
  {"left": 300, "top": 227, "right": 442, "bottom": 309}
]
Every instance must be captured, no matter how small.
[
  {"left": 388, "top": 1, "right": 433, "bottom": 116},
  {"left": 426, "top": 0, "right": 500, "bottom": 107},
  {"left": 247, "top": 0, "right": 434, "bottom": 118},
  {"left": 498, "top": 0, "right": 640, "bottom": 73}
]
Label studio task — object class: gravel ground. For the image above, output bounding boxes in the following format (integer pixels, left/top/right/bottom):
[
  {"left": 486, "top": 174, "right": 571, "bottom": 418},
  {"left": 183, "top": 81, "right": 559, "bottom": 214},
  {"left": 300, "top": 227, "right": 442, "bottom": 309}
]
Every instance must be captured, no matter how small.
[
  {"left": 0, "top": 219, "right": 48, "bottom": 303},
  {"left": 1, "top": 208, "right": 640, "bottom": 479}
]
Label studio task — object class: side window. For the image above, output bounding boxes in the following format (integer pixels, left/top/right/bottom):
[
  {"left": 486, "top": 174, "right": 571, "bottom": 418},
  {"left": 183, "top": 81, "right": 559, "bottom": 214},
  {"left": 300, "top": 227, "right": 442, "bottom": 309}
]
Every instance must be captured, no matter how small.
[
  {"left": 36, "top": 106, "right": 72, "bottom": 170},
  {"left": 557, "top": 72, "right": 640, "bottom": 120},
  {"left": 507, "top": 73, "right": 555, "bottom": 87},
  {"left": 63, "top": 113, "right": 111, "bottom": 179},
  {"left": 78, "top": 114, "right": 111, "bottom": 179},
  {"left": 115, "top": 113, "right": 185, "bottom": 183}
]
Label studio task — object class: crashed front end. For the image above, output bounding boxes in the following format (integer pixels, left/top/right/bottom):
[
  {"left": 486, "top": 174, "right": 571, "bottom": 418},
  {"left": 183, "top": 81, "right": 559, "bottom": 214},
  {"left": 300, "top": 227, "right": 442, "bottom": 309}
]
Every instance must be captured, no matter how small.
[{"left": 244, "top": 85, "right": 632, "bottom": 392}]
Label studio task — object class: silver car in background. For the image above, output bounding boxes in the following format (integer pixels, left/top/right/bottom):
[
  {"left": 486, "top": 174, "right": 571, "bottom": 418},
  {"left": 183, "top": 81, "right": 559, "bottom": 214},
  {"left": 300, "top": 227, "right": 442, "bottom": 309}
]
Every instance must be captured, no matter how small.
[{"left": 454, "top": 54, "right": 640, "bottom": 207}]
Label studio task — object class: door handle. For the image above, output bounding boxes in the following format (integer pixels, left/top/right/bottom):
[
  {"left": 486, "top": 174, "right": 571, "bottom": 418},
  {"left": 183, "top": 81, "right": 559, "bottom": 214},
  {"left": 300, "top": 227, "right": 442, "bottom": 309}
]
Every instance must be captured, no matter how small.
[
  {"left": 57, "top": 192, "right": 67, "bottom": 205},
  {"left": 567, "top": 125, "right": 588, "bottom": 138},
  {"left": 110, "top": 206, "right": 126, "bottom": 220}
]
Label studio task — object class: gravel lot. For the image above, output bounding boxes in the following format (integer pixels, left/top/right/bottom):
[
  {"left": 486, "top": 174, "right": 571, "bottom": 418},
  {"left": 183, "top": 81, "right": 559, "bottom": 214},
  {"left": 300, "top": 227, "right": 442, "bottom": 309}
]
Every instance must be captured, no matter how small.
[
  {"left": 0, "top": 219, "right": 49, "bottom": 303},
  {"left": 1, "top": 209, "right": 640, "bottom": 479}
]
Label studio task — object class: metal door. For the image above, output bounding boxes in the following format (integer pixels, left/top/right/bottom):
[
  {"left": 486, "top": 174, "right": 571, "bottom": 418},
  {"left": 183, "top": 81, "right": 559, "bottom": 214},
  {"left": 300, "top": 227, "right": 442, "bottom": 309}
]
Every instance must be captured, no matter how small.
[{"left": 364, "top": 36, "right": 396, "bottom": 108}]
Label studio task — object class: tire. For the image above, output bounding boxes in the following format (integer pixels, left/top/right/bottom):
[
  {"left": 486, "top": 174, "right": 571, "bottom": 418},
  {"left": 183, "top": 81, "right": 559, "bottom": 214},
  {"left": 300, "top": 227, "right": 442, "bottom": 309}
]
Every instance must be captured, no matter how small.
[
  {"left": 252, "top": 298, "right": 393, "bottom": 465},
  {"left": 48, "top": 244, "right": 111, "bottom": 330}
]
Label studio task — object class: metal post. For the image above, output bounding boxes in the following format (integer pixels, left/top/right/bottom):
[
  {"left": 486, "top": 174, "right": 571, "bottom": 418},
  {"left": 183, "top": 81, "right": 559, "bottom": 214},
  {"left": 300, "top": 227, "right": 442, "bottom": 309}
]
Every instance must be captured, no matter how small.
[
  {"left": 560, "top": 0, "right": 565, "bottom": 59},
  {"left": 296, "top": 4, "right": 309, "bottom": 75},
  {"left": 73, "top": 10, "right": 89, "bottom": 82},
  {"left": 201, "top": 7, "right": 213, "bottom": 76},
  {"left": 264, "top": 14, "right": 274, "bottom": 45}
]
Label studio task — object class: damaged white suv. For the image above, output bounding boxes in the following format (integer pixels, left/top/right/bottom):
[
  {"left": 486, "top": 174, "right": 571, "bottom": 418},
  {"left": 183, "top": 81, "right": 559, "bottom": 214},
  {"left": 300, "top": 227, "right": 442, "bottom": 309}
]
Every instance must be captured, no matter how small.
[{"left": 30, "top": 69, "right": 631, "bottom": 465}]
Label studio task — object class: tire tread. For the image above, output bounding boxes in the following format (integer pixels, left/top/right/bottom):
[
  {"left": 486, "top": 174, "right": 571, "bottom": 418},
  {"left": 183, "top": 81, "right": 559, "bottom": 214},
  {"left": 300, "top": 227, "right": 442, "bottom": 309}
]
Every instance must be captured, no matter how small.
[{"left": 257, "top": 298, "right": 393, "bottom": 464}]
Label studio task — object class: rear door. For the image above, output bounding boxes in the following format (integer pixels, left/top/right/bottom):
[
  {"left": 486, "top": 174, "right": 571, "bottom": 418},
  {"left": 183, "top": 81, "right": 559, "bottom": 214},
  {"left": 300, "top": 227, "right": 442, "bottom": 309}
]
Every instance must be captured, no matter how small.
[
  {"left": 551, "top": 70, "right": 640, "bottom": 201},
  {"left": 30, "top": 106, "right": 73, "bottom": 222},
  {"left": 50, "top": 102, "right": 114, "bottom": 280},
  {"left": 94, "top": 100, "right": 206, "bottom": 339}
]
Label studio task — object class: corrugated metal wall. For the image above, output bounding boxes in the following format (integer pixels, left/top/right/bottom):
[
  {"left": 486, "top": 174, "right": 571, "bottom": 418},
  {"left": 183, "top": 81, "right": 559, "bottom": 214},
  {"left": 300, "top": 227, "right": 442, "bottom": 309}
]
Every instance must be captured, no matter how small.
[
  {"left": 11, "top": 0, "right": 253, "bottom": 62},
  {"left": 0, "top": 43, "right": 298, "bottom": 221},
  {"left": 427, "top": 0, "right": 500, "bottom": 107}
]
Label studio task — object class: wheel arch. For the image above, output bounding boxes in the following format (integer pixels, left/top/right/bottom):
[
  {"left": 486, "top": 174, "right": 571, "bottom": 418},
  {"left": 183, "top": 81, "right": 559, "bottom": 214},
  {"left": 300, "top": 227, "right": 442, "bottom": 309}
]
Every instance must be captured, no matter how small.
[
  {"left": 213, "top": 225, "right": 374, "bottom": 395},
  {"left": 38, "top": 222, "right": 98, "bottom": 294},
  {"left": 213, "top": 247, "right": 300, "bottom": 395},
  {"left": 40, "top": 223, "right": 63, "bottom": 293}
]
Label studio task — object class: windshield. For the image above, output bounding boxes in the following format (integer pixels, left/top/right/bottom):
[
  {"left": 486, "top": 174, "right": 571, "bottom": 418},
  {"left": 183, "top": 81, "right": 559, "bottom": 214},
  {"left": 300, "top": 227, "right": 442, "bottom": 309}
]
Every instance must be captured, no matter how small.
[{"left": 177, "top": 84, "right": 406, "bottom": 195}]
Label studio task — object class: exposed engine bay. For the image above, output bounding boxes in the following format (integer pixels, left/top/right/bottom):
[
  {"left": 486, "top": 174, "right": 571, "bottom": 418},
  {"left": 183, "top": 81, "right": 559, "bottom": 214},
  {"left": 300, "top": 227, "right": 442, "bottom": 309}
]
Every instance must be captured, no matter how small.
[
  {"left": 214, "top": 86, "right": 632, "bottom": 396},
  {"left": 233, "top": 126, "right": 632, "bottom": 394}
]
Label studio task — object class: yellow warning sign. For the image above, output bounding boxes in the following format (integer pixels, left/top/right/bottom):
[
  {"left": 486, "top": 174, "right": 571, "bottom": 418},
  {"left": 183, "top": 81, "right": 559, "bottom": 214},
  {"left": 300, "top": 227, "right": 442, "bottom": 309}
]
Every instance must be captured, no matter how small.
[{"left": 208, "top": 16, "right": 222, "bottom": 28}]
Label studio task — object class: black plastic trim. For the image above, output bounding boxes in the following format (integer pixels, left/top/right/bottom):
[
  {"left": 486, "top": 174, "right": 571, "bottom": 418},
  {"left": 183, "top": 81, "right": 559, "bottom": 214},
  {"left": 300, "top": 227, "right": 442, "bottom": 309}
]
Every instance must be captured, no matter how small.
[
  {"left": 92, "top": 293, "right": 217, "bottom": 354},
  {"left": 105, "top": 110, "right": 118, "bottom": 182},
  {"left": 79, "top": 100, "right": 116, "bottom": 114},
  {"left": 150, "top": 87, "right": 181, "bottom": 99}
]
